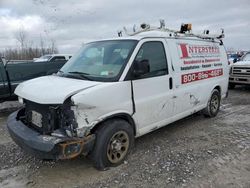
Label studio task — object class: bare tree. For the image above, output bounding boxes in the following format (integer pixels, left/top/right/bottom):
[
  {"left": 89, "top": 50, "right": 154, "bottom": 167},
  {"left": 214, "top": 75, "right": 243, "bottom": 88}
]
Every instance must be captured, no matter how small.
[
  {"left": 15, "top": 26, "right": 27, "bottom": 50},
  {"left": 40, "top": 34, "right": 45, "bottom": 55},
  {"left": 50, "top": 38, "right": 58, "bottom": 54},
  {"left": 2, "top": 28, "right": 59, "bottom": 60}
]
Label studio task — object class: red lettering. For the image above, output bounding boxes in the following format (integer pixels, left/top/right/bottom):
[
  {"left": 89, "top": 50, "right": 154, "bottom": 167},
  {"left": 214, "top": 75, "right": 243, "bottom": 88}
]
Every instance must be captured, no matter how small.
[
  {"left": 179, "top": 43, "right": 189, "bottom": 58},
  {"left": 181, "top": 68, "right": 223, "bottom": 84}
]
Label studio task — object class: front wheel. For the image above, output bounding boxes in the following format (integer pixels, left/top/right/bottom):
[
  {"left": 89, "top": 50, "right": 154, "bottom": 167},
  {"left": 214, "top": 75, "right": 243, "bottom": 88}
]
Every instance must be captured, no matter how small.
[
  {"left": 203, "top": 89, "right": 221, "bottom": 117},
  {"left": 89, "top": 119, "right": 134, "bottom": 170}
]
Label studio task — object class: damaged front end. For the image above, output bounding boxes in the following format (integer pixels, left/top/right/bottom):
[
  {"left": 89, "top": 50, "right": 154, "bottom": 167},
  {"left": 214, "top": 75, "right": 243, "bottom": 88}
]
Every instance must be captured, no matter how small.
[{"left": 7, "top": 99, "right": 95, "bottom": 160}]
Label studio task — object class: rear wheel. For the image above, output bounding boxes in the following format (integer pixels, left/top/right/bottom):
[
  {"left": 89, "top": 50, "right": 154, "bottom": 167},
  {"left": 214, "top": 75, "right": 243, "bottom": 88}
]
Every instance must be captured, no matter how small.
[
  {"left": 203, "top": 89, "right": 221, "bottom": 117},
  {"left": 89, "top": 119, "right": 134, "bottom": 170}
]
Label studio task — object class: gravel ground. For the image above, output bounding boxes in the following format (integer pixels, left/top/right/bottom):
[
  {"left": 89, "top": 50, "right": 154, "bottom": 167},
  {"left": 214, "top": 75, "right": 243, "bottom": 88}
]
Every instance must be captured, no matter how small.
[{"left": 0, "top": 86, "right": 250, "bottom": 188}]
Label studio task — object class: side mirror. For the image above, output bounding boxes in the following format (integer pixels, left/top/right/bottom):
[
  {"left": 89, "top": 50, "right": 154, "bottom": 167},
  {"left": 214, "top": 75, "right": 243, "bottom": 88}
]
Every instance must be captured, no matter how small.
[{"left": 133, "top": 59, "right": 150, "bottom": 78}]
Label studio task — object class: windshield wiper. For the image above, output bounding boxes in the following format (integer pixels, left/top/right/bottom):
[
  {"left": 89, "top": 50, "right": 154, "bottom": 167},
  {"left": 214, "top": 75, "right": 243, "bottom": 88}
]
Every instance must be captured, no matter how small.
[{"left": 67, "top": 71, "right": 92, "bottom": 80}]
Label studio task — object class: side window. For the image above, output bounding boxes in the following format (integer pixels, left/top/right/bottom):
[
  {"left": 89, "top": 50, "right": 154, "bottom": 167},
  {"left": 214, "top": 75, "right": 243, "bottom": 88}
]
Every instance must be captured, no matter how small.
[
  {"left": 51, "top": 56, "right": 66, "bottom": 61},
  {"left": 134, "top": 41, "right": 168, "bottom": 78}
]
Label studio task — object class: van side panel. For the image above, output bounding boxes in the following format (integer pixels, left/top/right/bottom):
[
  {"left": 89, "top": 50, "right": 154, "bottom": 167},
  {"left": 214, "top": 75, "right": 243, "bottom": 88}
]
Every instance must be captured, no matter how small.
[{"left": 166, "top": 38, "right": 229, "bottom": 116}]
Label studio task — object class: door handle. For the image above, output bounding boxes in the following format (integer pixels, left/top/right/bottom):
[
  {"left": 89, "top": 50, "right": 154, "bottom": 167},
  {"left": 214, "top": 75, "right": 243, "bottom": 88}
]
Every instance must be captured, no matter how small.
[{"left": 169, "top": 77, "right": 173, "bottom": 90}]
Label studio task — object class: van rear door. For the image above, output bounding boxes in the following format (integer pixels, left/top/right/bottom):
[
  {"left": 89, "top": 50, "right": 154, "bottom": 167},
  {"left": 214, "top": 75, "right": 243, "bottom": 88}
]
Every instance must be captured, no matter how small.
[{"left": 130, "top": 39, "right": 174, "bottom": 135}]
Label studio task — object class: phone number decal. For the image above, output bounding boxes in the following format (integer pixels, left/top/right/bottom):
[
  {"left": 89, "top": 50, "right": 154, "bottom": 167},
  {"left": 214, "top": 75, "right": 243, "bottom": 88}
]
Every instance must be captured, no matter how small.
[{"left": 181, "top": 68, "right": 223, "bottom": 84}]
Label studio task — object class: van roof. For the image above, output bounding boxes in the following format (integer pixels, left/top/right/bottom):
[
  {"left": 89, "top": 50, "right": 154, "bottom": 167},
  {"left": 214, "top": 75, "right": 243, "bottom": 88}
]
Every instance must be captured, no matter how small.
[
  {"left": 91, "top": 30, "right": 223, "bottom": 43},
  {"left": 91, "top": 21, "right": 224, "bottom": 44}
]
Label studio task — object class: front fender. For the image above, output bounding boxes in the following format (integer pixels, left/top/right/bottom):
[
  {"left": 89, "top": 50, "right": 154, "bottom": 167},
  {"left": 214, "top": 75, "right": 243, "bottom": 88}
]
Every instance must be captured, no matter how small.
[
  {"left": 72, "top": 104, "right": 135, "bottom": 137},
  {"left": 70, "top": 81, "right": 134, "bottom": 137}
]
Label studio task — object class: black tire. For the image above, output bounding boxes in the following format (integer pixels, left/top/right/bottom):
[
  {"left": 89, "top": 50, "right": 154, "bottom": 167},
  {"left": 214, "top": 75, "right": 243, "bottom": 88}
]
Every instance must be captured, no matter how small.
[
  {"left": 89, "top": 119, "right": 134, "bottom": 170},
  {"left": 203, "top": 89, "right": 221, "bottom": 118},
  {"left": 228, "top": 83, "right": 235, "bottom": 89}
]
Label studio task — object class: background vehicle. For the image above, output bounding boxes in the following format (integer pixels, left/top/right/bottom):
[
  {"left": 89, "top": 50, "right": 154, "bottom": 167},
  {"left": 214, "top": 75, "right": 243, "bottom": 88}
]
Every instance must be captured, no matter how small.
[
  {"left": 228, "top": 53, "right": 240, "bottom": 65},
  {"left": 0, "top": 56, "right": 69, "bottom": 101},
  {"left": 229, "top": 51, "right": 250, "bottom": 89},
  {"left": 34, "top": 54, "right": 72, "bottom": 62}
]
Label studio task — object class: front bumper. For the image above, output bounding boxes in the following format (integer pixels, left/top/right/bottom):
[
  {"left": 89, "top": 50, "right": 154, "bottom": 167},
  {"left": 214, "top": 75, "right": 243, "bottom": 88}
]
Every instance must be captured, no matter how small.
[
  {"left": 7, "top": 111, "right": 95, "bottom": 160},
  {"left": 229, "top": 75, "right": 250, "bottom": 85}
]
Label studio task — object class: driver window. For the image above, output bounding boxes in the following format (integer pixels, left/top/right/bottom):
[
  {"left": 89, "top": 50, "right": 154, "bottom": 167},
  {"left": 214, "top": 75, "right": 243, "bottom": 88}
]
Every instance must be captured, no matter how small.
[{"left": 135, "top": 41, "right": 168, "bottom": 78}]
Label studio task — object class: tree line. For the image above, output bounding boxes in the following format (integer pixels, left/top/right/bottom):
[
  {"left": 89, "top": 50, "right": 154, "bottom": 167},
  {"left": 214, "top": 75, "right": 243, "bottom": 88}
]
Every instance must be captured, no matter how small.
[
  {"left": 1, "top": 46, "right": 59, "bottom": 61},
  {"left": 0, "top": 28, "right": 59, "bottom": 60}
]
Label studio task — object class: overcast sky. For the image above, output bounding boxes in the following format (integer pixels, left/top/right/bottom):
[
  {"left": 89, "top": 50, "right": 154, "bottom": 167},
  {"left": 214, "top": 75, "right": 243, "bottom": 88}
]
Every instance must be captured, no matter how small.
[{"left": 0, "top": 0, "right": 249, "bottom": 54}]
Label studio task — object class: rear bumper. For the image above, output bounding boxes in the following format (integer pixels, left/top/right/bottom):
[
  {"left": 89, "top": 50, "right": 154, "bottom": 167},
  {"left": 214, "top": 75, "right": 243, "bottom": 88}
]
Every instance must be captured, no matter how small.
[{"left": 7, "top": 111, "right": 95, "bottom": 160}]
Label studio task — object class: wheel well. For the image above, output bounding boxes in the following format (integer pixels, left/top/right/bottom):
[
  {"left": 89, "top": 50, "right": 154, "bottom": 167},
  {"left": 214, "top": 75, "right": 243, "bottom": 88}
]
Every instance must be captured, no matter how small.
[
  {"left": 90, "top": 113, "right": 136, "bottom": 136},
  {"left": 214, "top": 86, "right": 221, "bottom": 95}
]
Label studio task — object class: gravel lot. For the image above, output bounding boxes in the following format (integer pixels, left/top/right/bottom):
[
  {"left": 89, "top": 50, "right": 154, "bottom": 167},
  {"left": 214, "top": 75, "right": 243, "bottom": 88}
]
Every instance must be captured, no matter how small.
[{"left": 0, "top": 86, "right": 250, "bottom": 188}]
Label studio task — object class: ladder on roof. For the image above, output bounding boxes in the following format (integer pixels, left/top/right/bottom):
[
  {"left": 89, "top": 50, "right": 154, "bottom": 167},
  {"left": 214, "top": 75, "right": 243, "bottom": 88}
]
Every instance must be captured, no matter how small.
[{"left": 120, "top": 20, "right": 225, "bottom": 41}]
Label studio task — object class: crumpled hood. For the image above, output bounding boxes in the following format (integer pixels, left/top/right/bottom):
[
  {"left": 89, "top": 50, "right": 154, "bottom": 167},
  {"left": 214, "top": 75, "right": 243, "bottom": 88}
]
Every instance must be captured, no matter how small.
[
  {"left": 15, "top": 75, "right": 100, "bottom": 104},
  {"left": 233, "top": 61, "right": 250, "bottom": 66}
]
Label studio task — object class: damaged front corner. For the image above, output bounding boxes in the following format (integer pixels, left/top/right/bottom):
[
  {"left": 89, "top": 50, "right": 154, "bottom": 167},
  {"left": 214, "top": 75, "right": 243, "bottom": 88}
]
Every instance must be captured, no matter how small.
[
  {"left": 70, "top": 99, "right": 108, "bottom": 138},
  {"left": 76, "top": 120, "right": 101, "bottom": 137},
  {"left": 71, "top": 104, "right": 99, "bottom": 137}
]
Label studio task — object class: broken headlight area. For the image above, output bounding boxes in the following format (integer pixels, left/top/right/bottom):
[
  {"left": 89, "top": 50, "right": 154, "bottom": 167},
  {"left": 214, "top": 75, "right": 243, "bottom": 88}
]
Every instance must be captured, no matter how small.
[{"left": 17, "top": 99, "right": 79, "bottom": 137}]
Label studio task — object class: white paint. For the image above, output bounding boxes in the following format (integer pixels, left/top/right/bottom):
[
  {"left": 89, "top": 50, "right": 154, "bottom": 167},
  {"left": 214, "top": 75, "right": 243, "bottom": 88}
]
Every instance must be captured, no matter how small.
[
  {"left": 15, "top": 75, "right": 100, "bottom": 104},
  {"left": 233, "top": 61, "right": 250, "bottom": 66},
  {"left": 71, "top": 81, "right": 133, "bottom": 134},
  {"left": 130, "top": 38, "right": 174, "bottom": 133}
]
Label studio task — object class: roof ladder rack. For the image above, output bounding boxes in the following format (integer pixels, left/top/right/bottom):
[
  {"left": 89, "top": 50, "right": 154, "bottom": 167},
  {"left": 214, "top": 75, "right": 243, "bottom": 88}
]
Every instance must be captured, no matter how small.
[{"left": 120, "top": 20, "right": 225, "bottom": 41}]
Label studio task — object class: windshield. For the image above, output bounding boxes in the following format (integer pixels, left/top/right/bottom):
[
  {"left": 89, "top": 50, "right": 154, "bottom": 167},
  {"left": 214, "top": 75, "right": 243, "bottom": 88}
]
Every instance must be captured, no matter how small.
[
  {"left": 242, "top": 53, "right": 250, "bottom": 61},
  {"left": 60, "top": 40, "right": 137, "bottom": 81}
]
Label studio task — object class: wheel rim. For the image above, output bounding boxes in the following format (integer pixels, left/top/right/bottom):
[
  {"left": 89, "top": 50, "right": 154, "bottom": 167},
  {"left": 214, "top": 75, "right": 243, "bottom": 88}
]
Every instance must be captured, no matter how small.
[
  {"left": 211, "top": 95, "right": 219, "bottom": 113},
  {"left": 107, "top": 130, "right": 129, "bottom": 164}
]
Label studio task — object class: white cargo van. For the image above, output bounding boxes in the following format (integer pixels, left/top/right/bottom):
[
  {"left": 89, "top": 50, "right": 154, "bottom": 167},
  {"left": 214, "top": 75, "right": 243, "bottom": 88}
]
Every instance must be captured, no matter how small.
[{"left": 7, "top": 23, "right": 229, "bottom": 170}]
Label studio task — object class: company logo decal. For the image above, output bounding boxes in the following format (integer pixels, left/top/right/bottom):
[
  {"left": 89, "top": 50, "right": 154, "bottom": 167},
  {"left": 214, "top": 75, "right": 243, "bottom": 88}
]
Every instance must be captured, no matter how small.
[{"left": 179, "top": 43, "right": 220, "bottom": 59}]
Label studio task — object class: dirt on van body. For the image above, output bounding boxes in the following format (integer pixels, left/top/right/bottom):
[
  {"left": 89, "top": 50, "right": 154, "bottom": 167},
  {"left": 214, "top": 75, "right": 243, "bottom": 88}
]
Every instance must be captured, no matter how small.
[{"left": 0, "top": 86, "right": 250, "bottom": 188}]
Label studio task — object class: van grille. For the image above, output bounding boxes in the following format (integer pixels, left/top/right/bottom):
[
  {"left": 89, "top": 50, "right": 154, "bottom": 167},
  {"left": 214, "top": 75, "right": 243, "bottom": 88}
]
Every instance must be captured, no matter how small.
[
  {"left": 24, "top": 100, "right": 60, "bottom": 134},
  {"left": 232, "top": 67, "right": 250, "bottom": 77}
]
